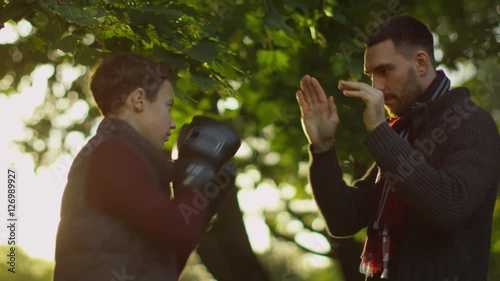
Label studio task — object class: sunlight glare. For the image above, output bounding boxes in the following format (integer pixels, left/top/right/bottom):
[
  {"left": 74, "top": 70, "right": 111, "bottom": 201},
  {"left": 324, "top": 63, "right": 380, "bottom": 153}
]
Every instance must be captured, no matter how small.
[
  {"left": 171, "top": 144, "right": 179, "bottom": 160},
  {"left": 55, "top": 97, "right": 70, "bottom": 111},
  {"left": 228, "top": 80, "right": 242, "bottom": 91},
  {"left": 52, "top": 82, "right": 67, "bottom": 98},
  {"left": 311, "top": 218, "right": 325, "bottom": 232},
  {"left": 32, "top": 139, "right": 46, "bottom": 152},
  {"left": 216, "top": 99, "right": 225, "bottom": 115},
  {"left": 244, "top": 215, "right": 270, "bottom": 254},
  {"left": 255, "top": 180, "right": 283, "bottom": 211},
  {"left": 298, "top": 161, "right": 309, "bottom": 178},
  {"left": 295, "top": 231, "right": 331, "bottom": 255},
  {"left": 235, "top": 173, "right": 255, "bottom": 189},
  {"left": 301, "top": 253, "right": 331, "bottom": 269},
  {"left": 262, "top": 151, "right": 280, "bottom": 165},
  {"left": 47, "top": 129, "right": 63, "bottom": 151},
  {"left": 64, "top": 131, "right": 86, "bottom": 156},
  {"left": 16, "top": 19, "right": 33, "bottom": 37},
  {"left": 0, "top": 22, "right": 19, "bottom": 44},
  {"left": 237, "top": 189, "right": 262, "bottom": 214},
  {"left": 438, "top": 61, "right": 477, "bottom": 86},
  {"left": 286, "top": 219, "right": 304, "bottom": 233},
  {"left": 225, "top": 97, "right": 239, "bottom": 110},
  {"left": 235, "top": 140, "right": 252, "bottom": 159},
  {"left": 277, "top": 211, "right": 291, "bottom": 221},
  {"left": 0, "top": 74, "right": 14, "bottom": 90},
  {"left": 82, "top": 33, "right": 95, "bottom": 45},
  {"left": 56, "top": 63, "right": 85, "bottom": 90},
  {"left": 246, "top": 137, "right": 270, "bottom": 153},
  {"left": 19, "top": 165, "right": 65, "bottom": 260},
  {"left": 32, "top": 64, "right": 56, "bottom": 81},
  {"left": 68, "top": 100, "right": 89, "bottom": 123},
  {"left": 216, "top": 96, "right": 240, "bottom": 115},
  {"left": 8, "top": 119, "right": 26, "bottom": 141},
  {"left": 51, "top": 114, "right": 73, "bottom": 129},
  {"left": 245, "top": 166, "right": 261, "bottom": 183},
  {"left": 289, "top": 199, "right": 317, "bottom": 213},
  {"left": 279, "top": 183, "right": 296, "bottom": 200}
]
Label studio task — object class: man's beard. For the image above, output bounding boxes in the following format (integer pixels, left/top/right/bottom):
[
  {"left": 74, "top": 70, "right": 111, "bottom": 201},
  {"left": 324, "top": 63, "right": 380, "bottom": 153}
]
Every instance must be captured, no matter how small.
[{"left": 386, "top": 68, "right": 423, "bottom": 118}]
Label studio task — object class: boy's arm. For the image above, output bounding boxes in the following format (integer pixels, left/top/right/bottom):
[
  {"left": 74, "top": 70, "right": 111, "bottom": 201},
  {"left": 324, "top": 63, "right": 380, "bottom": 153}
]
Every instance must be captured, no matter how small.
[{"left": 86, "top": 138, "right": 211, "bottom": 254}]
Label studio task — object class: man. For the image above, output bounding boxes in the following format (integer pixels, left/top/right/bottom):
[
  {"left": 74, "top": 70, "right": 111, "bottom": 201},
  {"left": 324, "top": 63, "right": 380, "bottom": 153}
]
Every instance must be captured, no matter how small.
[
  {"left": 53, "top": 53, "right": 240, "bottom": 280},
  {"left": 297, "top": 15, "right": 500, "bottom": 281}
]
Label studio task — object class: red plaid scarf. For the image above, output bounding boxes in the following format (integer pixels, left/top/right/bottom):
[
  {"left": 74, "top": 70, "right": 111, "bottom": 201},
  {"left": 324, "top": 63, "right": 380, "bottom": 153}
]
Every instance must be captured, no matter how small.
[
  {"left": 359, "top": 116, "right": 409, "bottom": 279},
  {"left": 359, "top": 70, "right": 451, "bottom": 279}
]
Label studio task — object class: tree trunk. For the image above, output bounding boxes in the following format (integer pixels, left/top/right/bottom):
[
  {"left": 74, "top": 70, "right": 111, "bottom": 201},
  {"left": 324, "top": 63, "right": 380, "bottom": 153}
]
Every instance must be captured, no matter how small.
[
  {"left": 330, "top": 237, "right": 365, "bottom": 281},
  {"left": 197, "top": 188, "right": 271, "bottom": 281}
]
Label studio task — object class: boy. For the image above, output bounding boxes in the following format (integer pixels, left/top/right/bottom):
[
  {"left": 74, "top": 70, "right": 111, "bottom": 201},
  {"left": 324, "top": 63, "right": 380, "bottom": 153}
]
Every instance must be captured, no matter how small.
[{"left": 54, "top": 53, "right": 239, "bottom": 280}]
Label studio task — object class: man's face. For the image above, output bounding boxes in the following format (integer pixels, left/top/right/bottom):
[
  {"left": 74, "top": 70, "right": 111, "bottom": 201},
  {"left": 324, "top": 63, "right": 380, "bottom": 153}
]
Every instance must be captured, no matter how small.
[
  {"left": 139, "top": 81, "right": 176, "bottom": 149},
  {"left": 364, "top": 39, "right": 423, "bottom": 117}
]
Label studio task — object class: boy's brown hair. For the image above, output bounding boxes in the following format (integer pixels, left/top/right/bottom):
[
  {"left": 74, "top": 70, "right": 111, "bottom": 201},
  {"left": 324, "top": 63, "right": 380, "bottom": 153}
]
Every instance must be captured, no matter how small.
[{"left": 90, "top": 53, "right": 174, "bottom": 116}]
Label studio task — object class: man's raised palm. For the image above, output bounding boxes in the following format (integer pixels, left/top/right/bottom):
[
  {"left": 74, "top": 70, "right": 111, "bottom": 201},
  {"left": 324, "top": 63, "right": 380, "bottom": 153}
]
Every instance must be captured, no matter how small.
[{"left": 296, "top": 75, "right": 339, "bottom": 152}]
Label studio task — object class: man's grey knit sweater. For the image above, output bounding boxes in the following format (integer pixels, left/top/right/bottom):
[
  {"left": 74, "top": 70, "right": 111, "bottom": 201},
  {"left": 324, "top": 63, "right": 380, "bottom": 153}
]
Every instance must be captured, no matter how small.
[{"left": 310, "top": 87, "right": 500, "bottom": 281}]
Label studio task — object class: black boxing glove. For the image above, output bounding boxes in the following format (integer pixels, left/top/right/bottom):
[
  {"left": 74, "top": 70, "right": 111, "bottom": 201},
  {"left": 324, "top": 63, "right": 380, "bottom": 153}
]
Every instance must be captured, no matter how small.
[{"left": 174, "top": 116, "right": 241, "bottom": 191}]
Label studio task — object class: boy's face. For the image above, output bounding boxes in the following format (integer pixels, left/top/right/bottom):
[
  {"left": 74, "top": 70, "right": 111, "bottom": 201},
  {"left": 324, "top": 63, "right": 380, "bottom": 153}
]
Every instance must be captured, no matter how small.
[{"left": 138, "top": 81, "right": 176, "bottom": 149}]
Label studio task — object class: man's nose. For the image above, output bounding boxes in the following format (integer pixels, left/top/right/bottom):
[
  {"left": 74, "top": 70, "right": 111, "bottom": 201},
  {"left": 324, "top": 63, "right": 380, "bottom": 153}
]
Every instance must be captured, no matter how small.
[{"left": 372, "top": 77, "right": 385, "bottom": 92}]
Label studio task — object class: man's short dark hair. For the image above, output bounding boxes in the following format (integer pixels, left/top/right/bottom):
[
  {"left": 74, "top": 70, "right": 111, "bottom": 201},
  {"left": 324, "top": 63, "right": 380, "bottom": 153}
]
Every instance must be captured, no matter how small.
[
  {"left": 90, "top": 53, "right": 174, "bottom": 116},
  {"left": 366, "top": 15, "right": 435, "bottom": 66}
]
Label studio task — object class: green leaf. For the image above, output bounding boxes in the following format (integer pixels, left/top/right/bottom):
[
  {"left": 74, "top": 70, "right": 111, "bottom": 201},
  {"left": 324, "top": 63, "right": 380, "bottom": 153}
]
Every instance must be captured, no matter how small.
[
  {"left": 137, "top": 6, "right": 183, "bottom": 20},
  {"left": 104, "top": 37, "right": 136, "bottom": 52},
  {"left": 27, "top": 35, "right": 48, "bottom": 54},
  {"left": 51, "top": 35, "right": 78, "bottom": 53},
  {"left": 264, "top": 0, "right": 296, "bottom": 37},
  {"left": 84, "top": 6, "right": 109, "bottom": 19},
  {"left": 257, "top": 49, "right": 290, "bottom": 71},
  {"left": 75, "top": 46, "right": 102, "bottom": 66},
  {"left": 211, "top": 59, "right": 243, "bottom": 80},
  {"left": 185, "top": 38, "right": 223, "bottom": 63},
  {"left": 271, "top": 30, "right": 296, "bottom": 48},
  {"left": 191, "top": 72, "right": 218, "bottom": 92},
  {"left": 286, "top": 0, "right": 317, "bottom": 12},
  {"left": 332, "top": 8, "right": 348, "bottom": 25},
  {"left": 153, "top": 46, "right": 190, "bottom": 70},
  {"left": 0, "top": 1, "right": 30, "bottom": 27},
  {"left": 47, "top": 4, "right": 108, "bottom": 26},
  {"left": 175, "top": 75, "right": 196, "bottom": 97}
]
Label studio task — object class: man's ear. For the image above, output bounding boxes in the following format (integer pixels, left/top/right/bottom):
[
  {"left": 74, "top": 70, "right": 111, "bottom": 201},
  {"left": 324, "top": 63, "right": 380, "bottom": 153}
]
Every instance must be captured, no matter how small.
[
  {"left": 128, "top": 87, "right": 146, "bottom": 112},
  {"left": 414, "top": 51, "right": 432, "bottom": 76}
]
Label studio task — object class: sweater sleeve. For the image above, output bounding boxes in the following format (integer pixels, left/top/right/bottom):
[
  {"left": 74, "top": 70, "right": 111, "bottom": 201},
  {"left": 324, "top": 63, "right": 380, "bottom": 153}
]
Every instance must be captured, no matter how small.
[
  {"left": 85, "top": 138, "right": 211, "bottom": 257},
  {"left": 309, "top": 145, "right": 380, "bottom": 237},
  {"left": 364, "top": 114, "right": 500, "bottom": 232}
]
